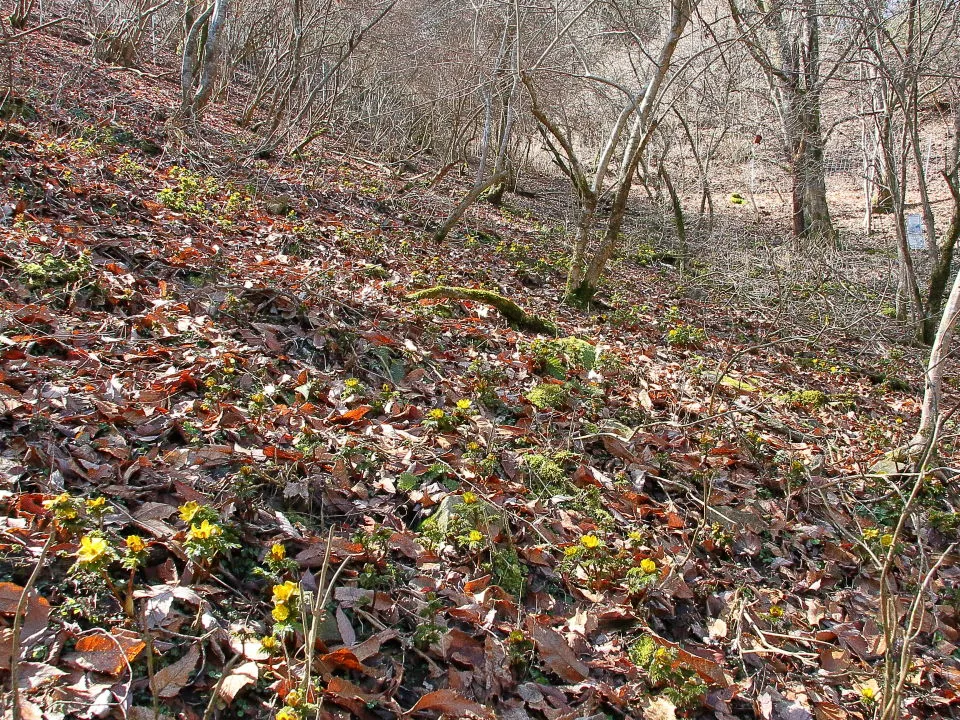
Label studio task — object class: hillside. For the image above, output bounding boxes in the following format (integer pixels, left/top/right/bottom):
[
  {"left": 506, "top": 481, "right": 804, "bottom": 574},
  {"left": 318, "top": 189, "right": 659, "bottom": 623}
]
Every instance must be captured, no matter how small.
[{"left": 2, "top": 25, "right": 959, "bottom": 720}]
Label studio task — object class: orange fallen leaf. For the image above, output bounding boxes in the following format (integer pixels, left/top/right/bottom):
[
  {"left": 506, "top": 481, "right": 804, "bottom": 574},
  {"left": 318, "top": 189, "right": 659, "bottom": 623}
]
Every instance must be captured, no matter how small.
[{"left": 65, "top": 631, "right": 145, "bottom": 676}]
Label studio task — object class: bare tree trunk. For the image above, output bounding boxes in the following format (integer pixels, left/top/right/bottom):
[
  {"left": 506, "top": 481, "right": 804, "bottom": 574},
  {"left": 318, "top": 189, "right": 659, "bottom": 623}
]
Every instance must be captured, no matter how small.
[
  {"left": 660, "top": 165, "right": 688, "bottom": 274},
  {"left": 912, "top": 266, "right": 960, "bottom": 452},
  {"left": 179, "top": 3, "right": 214, "bottom": 118},
  {"left": 192, "top": 0, "right": 229, "bottom": 112},
  {"left": 431, "top": 171, "right": 507, "bottom": 244}
]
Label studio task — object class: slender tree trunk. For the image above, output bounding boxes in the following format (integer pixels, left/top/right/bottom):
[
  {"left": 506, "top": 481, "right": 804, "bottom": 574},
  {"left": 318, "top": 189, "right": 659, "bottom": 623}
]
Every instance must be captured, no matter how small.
[
  {"left": 912, "top": 267, "right": 960, "bottom": 452},
  {"left": 923, "top": 174, "right": 960, "bottom": 343},
  {"left": 432, "top": 171, "right": 507, "bottom": 244},
  {"left": 660, "top": 166, "right": 688, "bottom": 274}
]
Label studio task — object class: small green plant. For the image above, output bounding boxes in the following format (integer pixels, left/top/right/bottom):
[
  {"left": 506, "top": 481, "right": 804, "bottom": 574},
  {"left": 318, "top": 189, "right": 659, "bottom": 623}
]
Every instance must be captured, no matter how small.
[
  {"left": 526, "top": 383, "right": 569, "bottom": 410},
  {"left": 522, "top": 453, "right": 570, "bottom": 497},
  {"left": 666, "top": 324, "right": 707, "bottom": 347},
  {"left": 633, "top": 242, "right": 658, "bottom": 266},
  {"left": 157, "top": 165, "right": 219, "bottom": 214},
  {"left": 114, "top": 152, "right": 146, "bottom": 179},
  {"left": 178, "top": 502, "right": 238, "bottom": 567},
  {"left": 780, "top": 389, "right": 828, "bottom": 409},
  {"left": 624, "top": 558, "right": 660, "bottom": 595},
  {"left": 18, "top": 251, "right": 92, "bottom": 289},
  {"left": 527, "top": 337, "right": 597, "bottom": 379},
  {"left": 629, "top": 636, "right": 708, "bottom": 710}
]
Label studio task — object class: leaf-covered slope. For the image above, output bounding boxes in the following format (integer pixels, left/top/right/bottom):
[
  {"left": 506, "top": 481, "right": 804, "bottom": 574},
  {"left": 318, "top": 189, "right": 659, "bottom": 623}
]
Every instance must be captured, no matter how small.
[{"left": 1, "top": 27, "right": 958, "bottom": 720}]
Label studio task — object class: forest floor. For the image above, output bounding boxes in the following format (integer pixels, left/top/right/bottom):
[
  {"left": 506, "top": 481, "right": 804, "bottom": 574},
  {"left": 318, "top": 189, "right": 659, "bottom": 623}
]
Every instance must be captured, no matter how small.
[{"left": 2, "top": 23, "right": 960, "bottom": 720}]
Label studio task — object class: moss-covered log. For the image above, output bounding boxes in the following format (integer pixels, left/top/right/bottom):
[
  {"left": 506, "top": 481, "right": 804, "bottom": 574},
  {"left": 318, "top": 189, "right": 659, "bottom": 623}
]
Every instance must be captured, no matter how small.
[{"left": 406, "top": 286, "right": 557, "bottom": 334}]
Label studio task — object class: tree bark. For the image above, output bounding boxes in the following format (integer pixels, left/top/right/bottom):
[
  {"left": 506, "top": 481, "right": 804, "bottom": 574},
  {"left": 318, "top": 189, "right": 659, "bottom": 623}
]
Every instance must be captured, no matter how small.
[{"left": 912, "top": 264, "right": 960, "bottom": 452}]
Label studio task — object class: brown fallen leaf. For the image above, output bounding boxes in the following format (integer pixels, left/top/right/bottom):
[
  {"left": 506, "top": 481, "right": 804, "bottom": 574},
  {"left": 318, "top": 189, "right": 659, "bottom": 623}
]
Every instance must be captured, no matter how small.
[
  {"left": 151, "top": 644, "right": 199, "bottom": 698},
  {"left": 216, "top": 660, "right": 258, "bottom": 704},
  {"left": 524, "top": 616, "right": 590, "bottom": 683},
  {"left": 404, "top": 688, "right": 495, "bottom": 719},
  {"left": 0, "top": 581, "right": 51, "bottom": 619},
  {"left": 15, "top": 661, "right": 67, "bottom": 691}
]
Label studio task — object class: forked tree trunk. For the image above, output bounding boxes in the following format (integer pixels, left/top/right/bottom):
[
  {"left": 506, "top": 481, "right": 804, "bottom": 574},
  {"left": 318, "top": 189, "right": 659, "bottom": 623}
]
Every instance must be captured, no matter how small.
[{"left": 179, "top": 0, "right": 228, "bottom": 119}]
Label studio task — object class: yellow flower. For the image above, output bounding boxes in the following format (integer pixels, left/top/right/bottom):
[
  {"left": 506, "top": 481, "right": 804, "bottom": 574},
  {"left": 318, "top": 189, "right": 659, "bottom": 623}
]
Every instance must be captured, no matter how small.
[
  {"left": 580, "top": 534, "right": 600, "bottom": 549},
  {"left": 285, "top": 690, "right": 303, "bottom": 707},
  {"left": 44, "top": 492, "right": 71, "bottom": 509},
  {"left": 857, "top": 681, "right": 880, "bottom": 703},
  {"left": 272, "top": 581, "right": 299, "bottom": 605},
  {"left": 468, "top": 530, "right": 483, "bottom": 543},
  {"left": 250, "top": 393, "right": 266, "bottom": 404},
  {"left": 45, "top": 493, "right": 78, "bottom": 519},
  {"left": 260, "top": 635, "right": 278, "bottom": 651},
  {"left": 126, "top": 535, "right": 146, "bottom": 553},
  {"left": 345, "top": 378, "right": 360, "bottom": 389},
  {"left": 205, "top": 377, "right": 217, "bottom": 388},
  {"left": 462, "top": 492, "right": 478, "bottom": 505},
  {"left": 768, "top": 604, "right": 784, "bottom": 618},
  {"left": 640, "top": 558, "right": 657, "bottom": 574},
  {"left": 268, "top": 543, "right": 286, "bottom": 561},
  {"left": 862, "top": 528, "right": 879, "bottom": 541},
  {"left": 179, "top": 501, "right": 202, "bottom": 523},
  {"left": 86, "top": 497, "right": 107, "bottom": 512},
  {"left": 564, "top": 546, "right": 580, "bottom": 557},
  {"left": 880, "top": 534, "right": 894, "bottom": 548},
  {"left": 188, "top": 520, "right": 220, "bottom": 541},
  {"left": 272, "top": 604, "right": 291, "bottom": 622},
  {"left": 628, "top": 531, "right": 643, "bottom": 542},
  {"left": 77, "top": 535, "right": 109, "bottom": 565},
  {"left": 275, "top": 708, "right": 299, "bottom": 720},
  {"left": 428, "top": 409, "right": 445, "bottom": 420},
  {"left": 456, "top": 399, "right": 472, "bottom": 411}
]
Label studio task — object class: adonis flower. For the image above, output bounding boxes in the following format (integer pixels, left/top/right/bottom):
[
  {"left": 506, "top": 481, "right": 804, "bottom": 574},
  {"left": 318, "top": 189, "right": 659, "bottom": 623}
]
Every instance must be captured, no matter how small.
[
  {"left": 272, "top": 581, "right": 299, "bottom": 605},
  {"left": 462, "top": 492, "right": 478, "bottom": 505},
  {"left": 126, "top": 535, "right": 146, "bottom": 553},
  {"left": 188, "top": 520, "right": 220, "bottom": 541},
  {"left": 268, "top": 543, "right": 286, "bottom": 561},
  {"left": 580, "top": 534, "right": 600, "bottom": 549},
  {"left": 77, "top": 535, "right": 109, "bottom": 565},
  {"left": 86, "top": 497, "right": 107, "bottom": 512},
  {"left": 272, "top": 604, "right": 291, "bottom": 622},
  {"left": 179, "top": 501, "right": 202, "bottom": 523},
  {"left": 640, "top": 558, "right": 657, "bottom": 574}
]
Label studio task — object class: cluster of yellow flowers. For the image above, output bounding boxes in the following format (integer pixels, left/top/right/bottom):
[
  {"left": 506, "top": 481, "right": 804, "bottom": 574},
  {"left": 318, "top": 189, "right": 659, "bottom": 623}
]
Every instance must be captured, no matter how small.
[
  {"left": 862, "top": 528, "right": 895, "bottom": 547},
  {"left": 271, "top": 581, "right": 299, "bottom": 623},
  {"left": 188, "top": 520, "right": 221, "bottom": 541}
]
